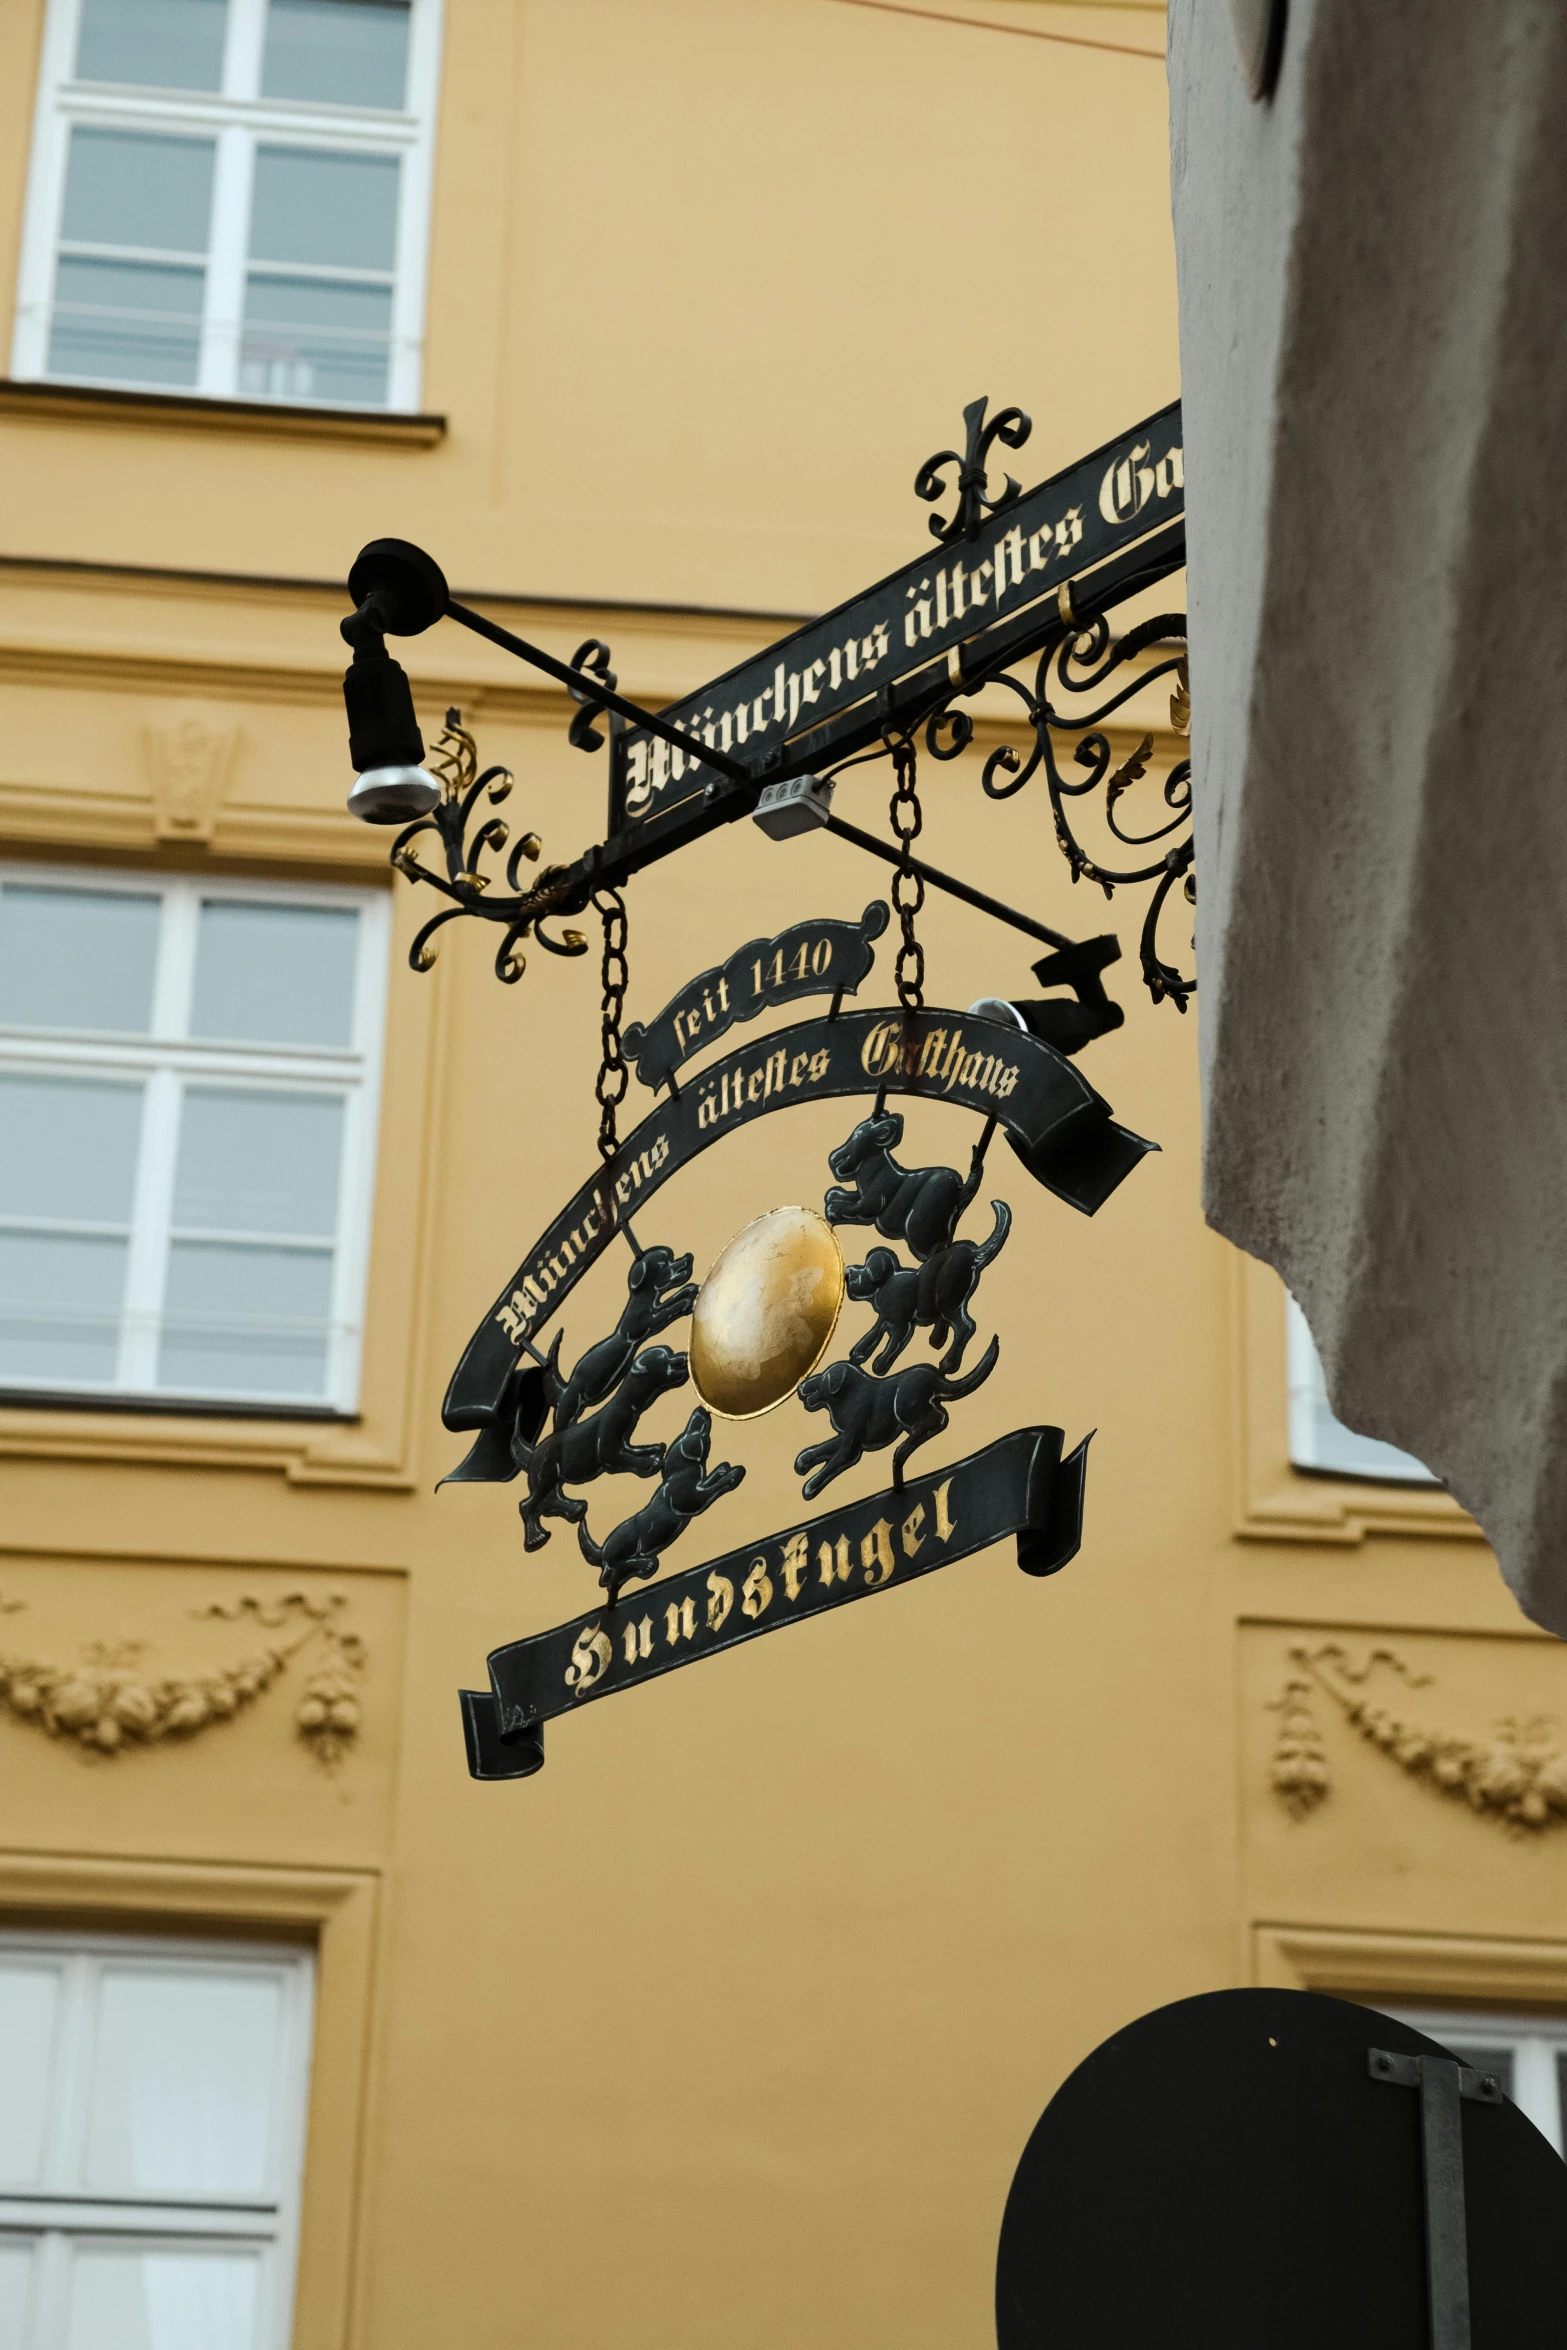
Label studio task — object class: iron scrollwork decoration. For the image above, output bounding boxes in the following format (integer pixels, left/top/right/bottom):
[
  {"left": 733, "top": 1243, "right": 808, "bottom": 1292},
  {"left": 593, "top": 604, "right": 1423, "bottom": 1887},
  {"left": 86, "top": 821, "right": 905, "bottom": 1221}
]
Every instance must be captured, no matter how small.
[
  {"left": 932, "top": 603, "right": 1195, "bottom": 1011},
  {"left": 449, "top": 909, "right": 1153, "bottom": 1783},
  {"left": 389, "top": 707, "right": 591, "bottom": 983}
]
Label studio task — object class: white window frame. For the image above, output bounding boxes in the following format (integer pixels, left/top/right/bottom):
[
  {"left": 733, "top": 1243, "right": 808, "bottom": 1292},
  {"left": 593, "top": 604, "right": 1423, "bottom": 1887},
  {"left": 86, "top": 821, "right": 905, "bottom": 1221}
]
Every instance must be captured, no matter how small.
[
  {"left": 0, "top": 862, "right": 390, "bottom": 1414},
  {"left": 12, "top": 0, "right": 444, "bottom": 411},
  {"left": 1286, "top": 1294, "right": 1438, "bottom": 1485},
  {"left": 0, "top": 1927, "right": 315, "bottom": 2350},
  {"left": 1381, "top": 2003, "right": 1567, "bottom": 2154}
]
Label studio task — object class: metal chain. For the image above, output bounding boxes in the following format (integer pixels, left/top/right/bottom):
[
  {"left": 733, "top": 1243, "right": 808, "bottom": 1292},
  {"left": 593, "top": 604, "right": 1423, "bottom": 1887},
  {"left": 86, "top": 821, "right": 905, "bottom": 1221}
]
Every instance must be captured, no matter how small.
[
  {"left": 888, "top": 734, "right": 925, "bottom": 1010},
  {"left": 593, "top": 886, "right": 629, "bottom": 1162}
]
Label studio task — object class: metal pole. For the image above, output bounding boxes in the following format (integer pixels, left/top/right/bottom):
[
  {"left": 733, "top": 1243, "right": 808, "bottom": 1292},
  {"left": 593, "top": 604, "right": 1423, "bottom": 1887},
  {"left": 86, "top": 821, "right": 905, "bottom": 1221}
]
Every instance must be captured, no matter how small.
[
  {"left": 822, "top": 812, "right": 1075, "bottom": 952},
  {"left": 444, "top": 599, "right": 753, "bottom": 787}
]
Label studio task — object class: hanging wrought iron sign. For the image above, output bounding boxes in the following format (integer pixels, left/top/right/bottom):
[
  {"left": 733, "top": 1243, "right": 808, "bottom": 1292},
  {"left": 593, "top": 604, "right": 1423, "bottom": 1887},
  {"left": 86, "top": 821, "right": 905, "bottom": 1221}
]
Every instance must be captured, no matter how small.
[
  {"left": 334, "top": 392, "right": 1189, "bottom": 1780},
  {"left": 450, "top": 901, "right": 1154, "bottom": 1781}
]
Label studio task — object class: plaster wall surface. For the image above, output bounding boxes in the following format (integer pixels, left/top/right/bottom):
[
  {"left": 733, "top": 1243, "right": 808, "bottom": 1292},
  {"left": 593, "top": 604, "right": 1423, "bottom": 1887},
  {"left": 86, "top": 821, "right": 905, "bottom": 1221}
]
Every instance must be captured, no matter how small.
[{"left": 0, "top": 6, "right": 1554, "bottom": 2347}]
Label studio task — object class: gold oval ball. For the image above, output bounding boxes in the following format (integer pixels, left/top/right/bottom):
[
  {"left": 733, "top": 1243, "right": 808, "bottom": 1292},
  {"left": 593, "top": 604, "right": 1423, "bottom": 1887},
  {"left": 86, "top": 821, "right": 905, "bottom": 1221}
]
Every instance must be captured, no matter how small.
[{"left": 691, "top": 1206, "right": 845, "bottom": 1421}]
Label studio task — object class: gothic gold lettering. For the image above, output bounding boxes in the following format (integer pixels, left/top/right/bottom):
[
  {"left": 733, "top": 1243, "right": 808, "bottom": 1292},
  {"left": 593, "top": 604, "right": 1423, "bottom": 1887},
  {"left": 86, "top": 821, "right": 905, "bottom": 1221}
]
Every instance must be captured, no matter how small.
[
  {"left": 860, "top": 1520, "right": 895, "bottom": 1587},
  {"left": 567, "top": 1625, "right": 613, "bottom": 1694},
  {"left": 741, "top": 1557, "right": 774, "bottom": 1618},
  {"left": 780, "top": 1533, "right": 809, "bottom": 1601}
]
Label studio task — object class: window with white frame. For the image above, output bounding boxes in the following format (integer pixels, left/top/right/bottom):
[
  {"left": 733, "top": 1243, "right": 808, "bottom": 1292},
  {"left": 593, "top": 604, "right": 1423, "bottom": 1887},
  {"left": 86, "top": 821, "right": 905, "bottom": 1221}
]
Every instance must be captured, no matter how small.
[
  {"left": 0, "top": 1930, "right": 314, "bottom": 2350},
  {"left": 1379, "top": 2004, "right": 1567, "bottom": 2155},
  {"left": 0, "top": 868, "right": 389, "bottom": 1412},
  {"left": 1287, "top": 1294, "right": 1438, "bottom": 1485},
  {"left": 13, "top": 0, "right": 442, "bottom": 410}
]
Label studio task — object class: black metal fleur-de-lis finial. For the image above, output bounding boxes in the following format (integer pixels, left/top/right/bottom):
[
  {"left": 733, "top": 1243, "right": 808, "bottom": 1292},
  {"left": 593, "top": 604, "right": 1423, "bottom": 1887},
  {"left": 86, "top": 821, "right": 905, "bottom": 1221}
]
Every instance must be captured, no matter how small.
[{"left": 914, "top": 396, "right": 1032, "bottom": 545}]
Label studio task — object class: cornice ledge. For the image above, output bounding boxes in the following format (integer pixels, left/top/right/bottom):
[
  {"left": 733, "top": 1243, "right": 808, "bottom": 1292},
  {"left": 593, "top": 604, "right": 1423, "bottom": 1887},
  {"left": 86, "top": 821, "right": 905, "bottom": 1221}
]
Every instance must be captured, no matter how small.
[{"left": 0, "top": 378, "right": 445, "bottom": 447}]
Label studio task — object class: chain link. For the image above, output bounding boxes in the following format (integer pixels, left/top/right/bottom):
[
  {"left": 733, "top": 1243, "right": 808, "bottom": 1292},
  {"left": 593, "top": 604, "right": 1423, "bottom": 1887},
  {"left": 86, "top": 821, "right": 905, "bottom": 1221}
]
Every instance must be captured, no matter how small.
[
  {"left": 888, "top": 734, "right": 925, "bottom": 1010},
  {"left": 593, "top": 886, "right": 630, "bottom": 1162}
]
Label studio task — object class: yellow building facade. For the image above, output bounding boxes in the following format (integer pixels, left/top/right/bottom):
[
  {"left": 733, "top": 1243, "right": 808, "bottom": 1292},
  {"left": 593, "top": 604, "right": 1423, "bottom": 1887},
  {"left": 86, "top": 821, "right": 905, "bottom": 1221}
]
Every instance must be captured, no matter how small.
[{"left": 0, "top": 5, "right": 1560, "bottom": 2347}]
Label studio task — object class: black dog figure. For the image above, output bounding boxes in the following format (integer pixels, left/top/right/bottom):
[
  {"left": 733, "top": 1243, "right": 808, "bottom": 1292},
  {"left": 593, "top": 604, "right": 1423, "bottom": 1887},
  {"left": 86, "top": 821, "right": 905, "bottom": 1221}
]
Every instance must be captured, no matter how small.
[
  {"left": 845, "top": 1200, "right": 1011, "bottom": 1375},
  {"left": 515, "top": 1345, "right": 689, "bottom": 1550},
  {"left": 824, "top": 1110, "right": 984, "bottom": 1262},
  {"left": 546, "top": 1244, "right": 697, "bottom": 1429},
  {"left": 794, "top": 1336, "right": 1000, "bottom": 1499},
  {"left": 577, "top": 1407, "right": 745, "bottom": 1598}
]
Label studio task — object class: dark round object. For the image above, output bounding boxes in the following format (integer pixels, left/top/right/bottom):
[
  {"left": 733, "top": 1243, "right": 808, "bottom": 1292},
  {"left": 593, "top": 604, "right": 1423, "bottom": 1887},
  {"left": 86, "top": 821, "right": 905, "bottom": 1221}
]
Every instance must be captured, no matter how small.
[
  {"left": 345, "top": 537, "right": 448, "bottom": 635},
  {"left": 996, "top": 1987, "right": 1567, "bottom": 2350}
]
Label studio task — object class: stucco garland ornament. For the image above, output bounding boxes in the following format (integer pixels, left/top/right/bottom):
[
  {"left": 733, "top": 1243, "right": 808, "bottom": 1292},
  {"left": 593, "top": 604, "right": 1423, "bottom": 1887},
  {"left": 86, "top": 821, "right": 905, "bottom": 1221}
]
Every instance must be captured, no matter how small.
[
  {"left": 0, "top": 1589, "right": 363, "bottom": 1765},
  {"left": 1270, "top": 1643, "right": 1567, "bottom": 1832}
]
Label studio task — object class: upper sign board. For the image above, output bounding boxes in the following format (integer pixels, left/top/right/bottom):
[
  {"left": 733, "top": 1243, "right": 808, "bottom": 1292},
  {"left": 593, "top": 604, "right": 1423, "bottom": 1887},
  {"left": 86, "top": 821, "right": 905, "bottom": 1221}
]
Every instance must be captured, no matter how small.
[{"left": 611, "top": 400, "right": 1183, "bottom": 837}]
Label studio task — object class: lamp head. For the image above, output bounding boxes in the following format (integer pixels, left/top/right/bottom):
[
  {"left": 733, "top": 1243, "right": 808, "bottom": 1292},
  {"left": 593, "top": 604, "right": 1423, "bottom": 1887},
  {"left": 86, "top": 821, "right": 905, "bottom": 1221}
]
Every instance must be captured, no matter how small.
[{"left": 346, "top": 763, "right": 442, "bottom": 825}]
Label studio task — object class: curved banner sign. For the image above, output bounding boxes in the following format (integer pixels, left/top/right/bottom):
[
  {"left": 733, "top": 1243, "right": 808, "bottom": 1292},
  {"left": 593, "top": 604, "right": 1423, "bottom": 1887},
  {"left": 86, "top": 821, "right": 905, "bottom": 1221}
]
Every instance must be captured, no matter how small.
[
  {"left": 442, "top": 1005, "right": 1156, "bottom": 1429},
  {"left": 461, "top": 1425, "right": 1090, "bottom": 1780}
]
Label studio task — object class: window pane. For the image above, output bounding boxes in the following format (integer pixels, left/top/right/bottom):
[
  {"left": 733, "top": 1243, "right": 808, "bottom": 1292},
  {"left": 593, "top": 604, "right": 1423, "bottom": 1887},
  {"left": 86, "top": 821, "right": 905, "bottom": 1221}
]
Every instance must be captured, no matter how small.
[
  {"left": 191, "top": 901, "right": 358, "bottom": 1046},
  {"left": 85, "top": 1966, "right": 282, "bottom": 2196},
  {"left": 1286, "top": 1295, "right": 1436, "bottom": 1483},
  {"left": 173, "top": 1090, "right": 344, "bottom": 1235},
  {"left": 64, "top": 2244, "right": 261, "bottom": 2350},
  {"left": 240, "top": 275, "right": 390, "bottom": 404},
  {"left": 262, "top": 0, "right": 410, "bottom": 109},
  {"left": 61, "top": 129, "right": 215, "bottom": 256},
  {"left": 0, "top": 1962, "right": 62, "bottom": 2188},
  {"left": 0, "top": 2243, "right": 38, "bottom": 2347},
  {"left": 0, "top": 1075, "right": 144, "bottom": 1224},
  {"left": 76, "top": 0, "right": 229, "bottom": 92},
  {"left": 0, "top": 885, "right": 159, "bottom": 1034},
  {"left": 240, "top": 273, "right": 390, "bottom": 404},
  {"left": 248, "top": 147, "right": 399, "bottom": 271},
  {"left": 159, "top": 1242, "right": 333, "bottom": 1394},
  {"left": 0, "top": 1232, "right": 127, "bottom": 1385},
  {"left": 51, "top": 257, "right": 206, "bottom": 387}
]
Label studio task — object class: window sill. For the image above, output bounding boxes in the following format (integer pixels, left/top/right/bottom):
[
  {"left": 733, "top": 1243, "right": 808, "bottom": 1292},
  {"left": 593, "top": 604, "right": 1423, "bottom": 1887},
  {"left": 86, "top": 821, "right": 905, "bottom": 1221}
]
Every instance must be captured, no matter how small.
[
  {"left": 0, "top": 379, "right": 446, "bottom": 448},
  {"left": 0, "top": 1388, "right": 357, "bottom": 1424}
]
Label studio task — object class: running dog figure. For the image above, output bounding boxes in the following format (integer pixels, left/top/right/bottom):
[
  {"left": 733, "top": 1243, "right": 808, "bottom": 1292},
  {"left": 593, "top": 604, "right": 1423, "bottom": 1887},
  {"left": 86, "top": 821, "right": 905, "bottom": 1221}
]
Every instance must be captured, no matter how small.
[
  {"left": 824, "top": 1109, "right": 985, "bottom": 1261},
  {"left": 577, "top": 1407, "right": 745, "bottom": 1598},
  {"left": 543, "top": 1244, "right": 697, "bottom": 1428},
  {"left": 845, "top": 1200, "right": 1011, "bottom": 1375},
  {"left": 515, "top": 1345, "right": 689, "bottom": 1551},
  {"left": 794, "top": 1336, "right": 1000, "bottom": 1499}
]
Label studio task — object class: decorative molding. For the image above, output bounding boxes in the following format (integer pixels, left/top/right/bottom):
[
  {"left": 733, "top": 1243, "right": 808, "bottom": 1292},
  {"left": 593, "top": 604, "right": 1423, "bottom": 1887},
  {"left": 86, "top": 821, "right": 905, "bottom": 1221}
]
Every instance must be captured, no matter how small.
[
  {"left": 0, "top": 1587, "right": 364, "bottom": 1764},
  {"left": 1254, "top": 1920, "right": 1567, "bottom": 2010},
  {"left": 1231, "top": 1250, "right": 1481, "bottom": 1545},
  {"left": 145, "top": 708, "right": 241, "bottom": 844},
  {"left": 0, "top": 378, "right": 446, "bottom": 447},
  {"left": 0, "top": 1850, "right": 378, "bottom": 2350},
  {"left": 1268, "top": 1640, "right": 1567, "bottom": 1832}
]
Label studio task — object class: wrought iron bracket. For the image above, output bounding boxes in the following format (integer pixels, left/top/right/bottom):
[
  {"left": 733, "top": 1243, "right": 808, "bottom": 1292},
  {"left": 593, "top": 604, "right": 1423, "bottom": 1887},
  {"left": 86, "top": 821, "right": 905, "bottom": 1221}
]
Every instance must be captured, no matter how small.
[{"left": 1368, "top": 2046, "right": 1506, "bottom": 2350}]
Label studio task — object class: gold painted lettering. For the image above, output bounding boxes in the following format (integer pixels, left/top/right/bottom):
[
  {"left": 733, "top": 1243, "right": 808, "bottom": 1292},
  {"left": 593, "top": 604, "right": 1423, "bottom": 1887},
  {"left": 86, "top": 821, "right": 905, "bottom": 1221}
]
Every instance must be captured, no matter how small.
[
  {"left": 567, "top": 1625, "right": 613, "bottom": 1694},
  {"left": 665, "top": 1595, "right": 697, "bottom": 1646},
  {"left": 808, "top": 1049, "right": 829, "bottom": 1081},
  {"left": 698, "top": 1088, "right": 718, "bottom": 1129},
  {"left": 901, "top": 1503, "right": 926, "bottom": 1558},
  {"left": 934, "top": 1479, "right": 956, "bottom": 1542},
  {"left": 818, "top": 1535, "right": 851, "bottom": 1588},
  {"left": 741, "top": 1557, "right": 774, "bottom": 1618},
  {"left": 706, "top": 1571, "right": 734, "bottom": 1633},
  {"left": 623, "top": 1617, "right": 653, "bottom": 1665},
  {"left": 780, "top": 1533, "right": 809, "bottom": 1601},
  {"left": 860, "top": 1520, "right": 895, "bottom": 1587},
  {"left": 746, "top": 1067, "right": 763, "bottom": 1103},
  {"left": 790, "top": 1052, "right": 810, "bottom": 1087}
]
